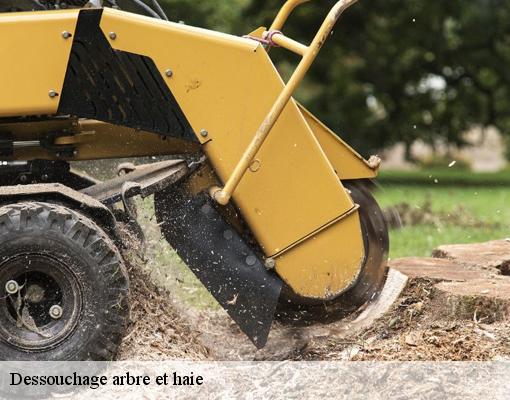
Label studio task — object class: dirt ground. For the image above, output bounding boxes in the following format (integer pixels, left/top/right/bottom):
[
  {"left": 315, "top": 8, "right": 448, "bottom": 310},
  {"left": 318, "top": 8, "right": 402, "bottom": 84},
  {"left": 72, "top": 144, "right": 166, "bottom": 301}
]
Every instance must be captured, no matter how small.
[
  {"left": 116, "top": 215, "right": 510, "bottom": 361},
  {"left": 302, "top": 278, "right": 510, "bottom": 361}
]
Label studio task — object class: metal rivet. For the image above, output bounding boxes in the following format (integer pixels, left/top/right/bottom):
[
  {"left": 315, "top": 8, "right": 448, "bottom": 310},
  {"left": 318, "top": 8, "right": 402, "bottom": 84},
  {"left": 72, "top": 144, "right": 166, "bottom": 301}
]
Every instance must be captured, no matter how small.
[
  {"left": 48, "top": 90, "right": 58, "bottom": 98},
  {"left": 249, "top": 159, "right": 261, "bottom": 172},
  {"left": 200, "top": 129, "right": 208, "bottom": 138},
  {"left": 264, "top": 258, "right": 276, "bottom": 270},
  {"left": 49, "top": 305, "right": 63, "bottom": 320},
  {"left": 246, "top": 255, "right": 257, "bottom": 266},
  {"left": 223, "top": 230, "right": 233, "bottom": 240},
  {"left": 109, "top": 32, "right": 117, "bottom": 40},
  {"left": 5, "top": 280, "right": 19, "bottom": 295},
  {"left": 165, "top": 69, "right": 173, "bottom": 78},
  {"left": 62, "top": 31, "right": 72, "bottom": 39}
]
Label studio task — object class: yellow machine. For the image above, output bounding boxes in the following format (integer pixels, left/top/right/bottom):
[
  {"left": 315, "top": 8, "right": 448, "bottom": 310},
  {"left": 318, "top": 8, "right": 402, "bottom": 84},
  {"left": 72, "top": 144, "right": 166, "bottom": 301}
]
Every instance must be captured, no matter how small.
[{"left": 0, "top": 0, "right": 388, "bottom": 360}]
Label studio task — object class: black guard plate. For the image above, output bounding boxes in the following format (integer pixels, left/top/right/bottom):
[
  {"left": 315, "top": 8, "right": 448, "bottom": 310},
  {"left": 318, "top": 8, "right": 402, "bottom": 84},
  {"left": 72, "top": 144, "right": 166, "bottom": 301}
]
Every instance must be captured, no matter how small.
[
  {"left": 58, "top": 9, "right": 196, "bottom": 142},
  {"left": 155, "top": 190, "right": 282, "bottom": 348}
]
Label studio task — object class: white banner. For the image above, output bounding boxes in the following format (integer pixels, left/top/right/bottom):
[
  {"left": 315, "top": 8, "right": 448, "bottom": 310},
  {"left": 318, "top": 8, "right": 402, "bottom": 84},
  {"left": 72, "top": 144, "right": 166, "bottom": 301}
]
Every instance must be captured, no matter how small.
[{"left": 0, "top": 361, "right": 507, "bottom": 399}]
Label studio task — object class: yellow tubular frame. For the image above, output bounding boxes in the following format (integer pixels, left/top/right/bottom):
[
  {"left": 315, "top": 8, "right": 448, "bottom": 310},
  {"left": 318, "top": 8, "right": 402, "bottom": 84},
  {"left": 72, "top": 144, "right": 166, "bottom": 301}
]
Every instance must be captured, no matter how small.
[
  {"left": 210, "top": 0, "right": 359, "bottom": 205},
  {"left": 270, "top": 0, "right": 311, "bottom": 32}
]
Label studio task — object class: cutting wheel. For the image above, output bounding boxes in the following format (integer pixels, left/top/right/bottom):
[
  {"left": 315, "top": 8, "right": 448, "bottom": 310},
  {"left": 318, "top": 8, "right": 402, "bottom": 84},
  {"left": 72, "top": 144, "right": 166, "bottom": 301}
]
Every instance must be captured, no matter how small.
[{"left": 275, "top": 179, "right": 389, "bottom": 324}]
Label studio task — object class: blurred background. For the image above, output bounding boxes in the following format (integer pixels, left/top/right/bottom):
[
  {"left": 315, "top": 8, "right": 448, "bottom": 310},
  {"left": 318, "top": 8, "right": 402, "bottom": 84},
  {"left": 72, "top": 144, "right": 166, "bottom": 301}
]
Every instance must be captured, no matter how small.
[{"left": 143, "top": 0, "right": 509, "bottom": 259}]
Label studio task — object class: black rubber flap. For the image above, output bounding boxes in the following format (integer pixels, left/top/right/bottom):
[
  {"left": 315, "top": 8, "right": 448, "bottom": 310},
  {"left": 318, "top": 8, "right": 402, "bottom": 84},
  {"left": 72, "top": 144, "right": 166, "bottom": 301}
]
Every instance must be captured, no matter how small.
[{"left": 155, "top": 191, "right": 282, "bottom": 348}]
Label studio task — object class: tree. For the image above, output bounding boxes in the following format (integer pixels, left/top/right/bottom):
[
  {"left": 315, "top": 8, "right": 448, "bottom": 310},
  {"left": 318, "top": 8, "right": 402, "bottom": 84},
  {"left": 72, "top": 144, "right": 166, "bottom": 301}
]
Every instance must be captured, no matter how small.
[{"left": 155, "top": 0, "right": 248, "bottom": 31}]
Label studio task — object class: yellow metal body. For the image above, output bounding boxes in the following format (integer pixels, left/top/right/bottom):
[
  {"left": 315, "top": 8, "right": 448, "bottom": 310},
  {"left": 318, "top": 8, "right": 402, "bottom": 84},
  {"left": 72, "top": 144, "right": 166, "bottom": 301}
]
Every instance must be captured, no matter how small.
[
  {"left": 298, "top": 104, "right": 378, "bottom": 180},
  {"left": 0, "top": 1, "right": 378, "bottom": 299},
  {"left": 0, "top": 119, "right": 199, "bottom": 160},
  {"left": 0, "top": 10, "right": 76, "bottom": 116}
]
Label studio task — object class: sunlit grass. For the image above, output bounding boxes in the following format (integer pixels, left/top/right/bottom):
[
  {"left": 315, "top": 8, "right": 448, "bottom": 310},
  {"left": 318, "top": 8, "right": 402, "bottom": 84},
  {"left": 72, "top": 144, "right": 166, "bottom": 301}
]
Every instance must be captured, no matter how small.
[
  {"left": 379, "top": 167, "right": 510, "bottom": 186},
  {"left": 374, "top": 184, "right": 510, "bottom": 258}
]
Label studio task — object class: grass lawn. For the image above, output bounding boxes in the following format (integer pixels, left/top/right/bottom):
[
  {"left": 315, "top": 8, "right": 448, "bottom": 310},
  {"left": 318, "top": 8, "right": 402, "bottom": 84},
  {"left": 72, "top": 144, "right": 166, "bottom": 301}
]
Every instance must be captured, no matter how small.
[
  {"left": 373, "top": 184, "right": 510, "bottom": 259},
  {"left": 379, "top": 167, "right": 510, "bottom": 186}
]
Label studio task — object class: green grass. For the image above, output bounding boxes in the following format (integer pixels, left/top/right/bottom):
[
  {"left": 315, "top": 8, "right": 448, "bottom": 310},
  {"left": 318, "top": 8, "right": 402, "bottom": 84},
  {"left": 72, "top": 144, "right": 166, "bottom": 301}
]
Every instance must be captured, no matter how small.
[
  {"left": 374, "top": 184, "right": 510, "bottom": 258},
  {"left": 379, "top": 167, "right": 510, "bottom": 186}
]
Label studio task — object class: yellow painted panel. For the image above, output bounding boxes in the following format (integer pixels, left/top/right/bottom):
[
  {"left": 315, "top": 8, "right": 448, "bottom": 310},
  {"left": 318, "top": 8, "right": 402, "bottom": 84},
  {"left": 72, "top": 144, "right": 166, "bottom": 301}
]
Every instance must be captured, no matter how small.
[
  {"left": 298, "top": 104, "right": 378, "bottom": 180},
  {"left": 0, "top": 10, "right": 77, "bottom": 116},
  {"left": 100, "top": 8, "right": 355, "bottom": 255},
  {"left": 275, "top": 211, "right": 365, "bottom": 298}
]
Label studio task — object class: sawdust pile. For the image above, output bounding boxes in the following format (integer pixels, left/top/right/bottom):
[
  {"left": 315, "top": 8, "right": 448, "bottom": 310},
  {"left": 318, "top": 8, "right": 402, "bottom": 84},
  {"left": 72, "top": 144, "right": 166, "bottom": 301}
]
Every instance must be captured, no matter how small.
[{"left": 117, "top": 262, "right": 210, "bottom": 360}]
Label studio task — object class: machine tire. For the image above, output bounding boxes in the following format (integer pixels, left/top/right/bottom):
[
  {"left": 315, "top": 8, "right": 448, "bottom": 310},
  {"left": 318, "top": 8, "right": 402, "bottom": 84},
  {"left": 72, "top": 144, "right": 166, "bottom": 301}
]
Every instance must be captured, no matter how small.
[
  {"left": 276, "top": 180, "right": 389, "bottom": 323},
  {"left": 0, "top": 202, "right": 129, "bottom": 360}
]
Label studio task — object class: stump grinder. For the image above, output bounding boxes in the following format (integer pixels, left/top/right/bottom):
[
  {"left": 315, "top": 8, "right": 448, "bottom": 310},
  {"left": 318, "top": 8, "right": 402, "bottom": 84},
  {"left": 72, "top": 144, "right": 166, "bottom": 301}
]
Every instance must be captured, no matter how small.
[{"left": 0, "top": 0, "right": 388, "bottom": 360}]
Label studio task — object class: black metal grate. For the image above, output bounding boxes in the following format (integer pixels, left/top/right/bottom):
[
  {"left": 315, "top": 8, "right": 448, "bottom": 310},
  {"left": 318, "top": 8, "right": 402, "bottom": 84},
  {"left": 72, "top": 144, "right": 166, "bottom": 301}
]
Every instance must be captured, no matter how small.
[{"left": 58, "top": 9, "right": 196, "bottom": 142}]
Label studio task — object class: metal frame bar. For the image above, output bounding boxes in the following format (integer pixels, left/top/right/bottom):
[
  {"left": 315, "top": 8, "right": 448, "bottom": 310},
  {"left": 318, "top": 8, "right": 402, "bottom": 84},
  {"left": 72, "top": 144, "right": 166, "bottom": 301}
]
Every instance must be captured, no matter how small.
[{"left": 210, "top": 0, "right": 359, "bottom": 205}]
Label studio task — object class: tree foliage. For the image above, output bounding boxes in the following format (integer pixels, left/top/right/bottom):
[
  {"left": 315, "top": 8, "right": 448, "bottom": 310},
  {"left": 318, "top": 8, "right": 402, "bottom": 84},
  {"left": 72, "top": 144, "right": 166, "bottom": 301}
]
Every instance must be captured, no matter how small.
[{"left": 157, "top": 0, "right": 510, "bottom": 158}]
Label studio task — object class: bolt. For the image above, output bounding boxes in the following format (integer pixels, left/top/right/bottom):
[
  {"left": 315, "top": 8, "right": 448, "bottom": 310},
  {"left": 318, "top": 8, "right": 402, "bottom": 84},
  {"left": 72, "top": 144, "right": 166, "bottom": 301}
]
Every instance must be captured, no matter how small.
[
  {"left": 246, "top": 255, "right": 257, "bottom": 266},
  {"left": 109, "top": 32, "right": 117, "bottom": 40},
  {"left": 367, "top": 155, "right": 382, "bottom": 169},
  {"left": 201, "top": 204, "right": 213, "bottom": 216},
  {"left": 200, "top": 129, "right": 208, "bottom": 138},
  {"left": 223, "top": 230, "right": 233, "bottom": 240},
  {"left": 165, "top": 69, "right": 173, "bottom": 78},
  {"left": 264, "top": 258, "right": 276, "bottom": 270},
  {"left": 5, "top": 280, "right": 19, "bottom": 295},
  {"left": 19, "top": 175, "right": 27, "bottom": 183},
  {"left": 49, "top": 305, "right": 63, "bottom": 320},
  {"left": 48, "top": 90, "right": 58, "bottom": 98},
  {"left": 41, "top": 174, "right": 49, "bottom": 181},
  {"left": 249, "top": 159, "right": 261, "bottom": 172},
  {"left": 61, "top": 31, "right": 72, "bottom": 39}
]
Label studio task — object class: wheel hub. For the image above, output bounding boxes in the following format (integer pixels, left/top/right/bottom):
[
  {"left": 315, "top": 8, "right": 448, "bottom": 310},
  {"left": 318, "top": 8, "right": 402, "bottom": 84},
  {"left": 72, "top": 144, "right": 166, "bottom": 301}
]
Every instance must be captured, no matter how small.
[
  {"left": 0, "top": 254, "right": 82, "bottom": 351},
  {"left": 5, "top": 280, "right": 18, "bottom": 295}
]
